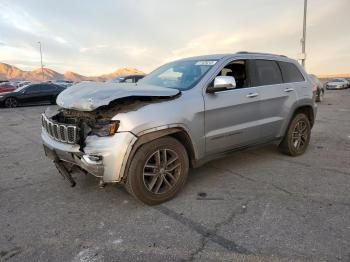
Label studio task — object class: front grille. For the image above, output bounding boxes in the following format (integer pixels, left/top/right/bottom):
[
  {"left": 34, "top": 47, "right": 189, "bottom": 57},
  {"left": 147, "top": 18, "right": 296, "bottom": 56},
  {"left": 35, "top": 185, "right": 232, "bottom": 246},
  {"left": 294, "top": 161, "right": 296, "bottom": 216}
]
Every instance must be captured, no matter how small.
[{"left": 41, "top": 114, "right": 78, "bottom": 144}]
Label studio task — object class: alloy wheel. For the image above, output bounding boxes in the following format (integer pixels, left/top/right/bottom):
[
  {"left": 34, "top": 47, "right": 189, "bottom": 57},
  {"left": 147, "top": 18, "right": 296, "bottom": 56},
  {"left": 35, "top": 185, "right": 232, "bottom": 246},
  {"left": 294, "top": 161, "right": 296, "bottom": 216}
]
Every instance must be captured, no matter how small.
[
  {"left": 143, "top": 149, "right": 181, "bottom": 194},
  {"left": 291, "top": 120, "right": 308, "bottom": 152},
  {"left": 5, "top": 98, "right": 18, "bottom": 108}
]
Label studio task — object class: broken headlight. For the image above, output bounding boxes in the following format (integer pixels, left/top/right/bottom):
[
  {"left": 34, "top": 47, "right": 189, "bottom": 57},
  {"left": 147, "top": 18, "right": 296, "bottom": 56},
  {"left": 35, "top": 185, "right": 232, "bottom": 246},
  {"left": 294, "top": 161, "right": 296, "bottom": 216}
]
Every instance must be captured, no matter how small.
[{"left": 91, "top": 119, "right": 119, "bottom": 137}]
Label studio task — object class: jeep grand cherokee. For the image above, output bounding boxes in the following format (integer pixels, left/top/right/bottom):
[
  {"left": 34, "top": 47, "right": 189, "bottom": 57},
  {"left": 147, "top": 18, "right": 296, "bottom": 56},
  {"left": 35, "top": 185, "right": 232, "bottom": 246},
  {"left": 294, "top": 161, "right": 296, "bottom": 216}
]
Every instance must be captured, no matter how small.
[{"left": 41, "top": 52, "right": 317, "bottom": 205}]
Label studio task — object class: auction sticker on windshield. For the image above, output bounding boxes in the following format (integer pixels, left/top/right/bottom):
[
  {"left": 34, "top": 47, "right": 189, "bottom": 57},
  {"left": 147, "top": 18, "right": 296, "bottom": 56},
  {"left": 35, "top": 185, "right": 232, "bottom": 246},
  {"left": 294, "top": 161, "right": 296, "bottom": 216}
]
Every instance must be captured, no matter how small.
[{"left": 195, "top": 61, "right": 217, "bottom": 66}]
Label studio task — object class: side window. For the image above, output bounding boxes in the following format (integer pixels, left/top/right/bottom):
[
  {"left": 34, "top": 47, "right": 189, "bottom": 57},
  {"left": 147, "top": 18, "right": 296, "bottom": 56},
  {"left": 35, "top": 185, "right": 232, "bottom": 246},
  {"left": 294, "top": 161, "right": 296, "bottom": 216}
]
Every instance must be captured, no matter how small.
[
  {"left": 26, "top": 85, "right": 41, "bottom": 93},
  {"left": 253, "top": 60, "right": 283, "bottom": 86},
  {"left": 124, "top": 77, "right": 134, "bottom": 83},
  {"left": 216, "top": 60, "right": 249, "bottom": 88},
  {"left": 135, "top": 76, "right": 143, "bottom": 82},
  {"left": 278, "top": 61, "right": 305, "bottom": 83},
  {"left": 41, "top": 84, "right": 57, "bottom": 92}
]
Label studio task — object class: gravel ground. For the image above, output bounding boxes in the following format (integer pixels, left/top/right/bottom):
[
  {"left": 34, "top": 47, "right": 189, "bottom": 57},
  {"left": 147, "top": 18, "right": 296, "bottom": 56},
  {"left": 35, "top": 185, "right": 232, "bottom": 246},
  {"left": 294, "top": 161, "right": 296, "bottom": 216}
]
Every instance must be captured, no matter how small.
[{"left": 0, "top": 89, "right": 349, "bottom": 262}]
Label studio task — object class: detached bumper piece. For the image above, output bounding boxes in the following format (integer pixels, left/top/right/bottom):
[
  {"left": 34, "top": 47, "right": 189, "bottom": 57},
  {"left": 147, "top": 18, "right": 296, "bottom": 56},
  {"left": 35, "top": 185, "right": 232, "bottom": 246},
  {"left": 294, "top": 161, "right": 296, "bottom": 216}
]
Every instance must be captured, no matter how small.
[
  {"left": 43, "top": 144, "right": 104, "bottom": 187},
  {"left": 54, "top": 160, "right": 76, "bottom": 187}
]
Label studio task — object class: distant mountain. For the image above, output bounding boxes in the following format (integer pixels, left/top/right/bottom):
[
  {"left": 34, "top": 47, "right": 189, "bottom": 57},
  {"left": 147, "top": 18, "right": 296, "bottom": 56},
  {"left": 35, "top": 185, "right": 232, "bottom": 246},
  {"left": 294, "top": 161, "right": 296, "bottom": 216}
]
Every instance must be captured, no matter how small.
[
  {"left": 0, "top": 63, "right": 145, "bottom": 82},
  {"left": 30, "top": 68, "right": 63, "bottom": 81},
  {"left": 63, "top": 71, "right": 87, "bottom": 82},
  {"left": 100, "top": 67, "right": 145, "bottom": 80},
  {"left": 0, "top": 63, "right": 26, "bottom": 80}
]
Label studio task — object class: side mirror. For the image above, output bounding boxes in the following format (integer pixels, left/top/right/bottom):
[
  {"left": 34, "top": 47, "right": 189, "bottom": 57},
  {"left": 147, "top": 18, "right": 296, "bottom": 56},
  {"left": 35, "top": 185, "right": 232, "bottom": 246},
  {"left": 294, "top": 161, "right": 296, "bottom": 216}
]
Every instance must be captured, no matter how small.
[{"left": 207, "top": 76, "right": 236, "bottom": 93}]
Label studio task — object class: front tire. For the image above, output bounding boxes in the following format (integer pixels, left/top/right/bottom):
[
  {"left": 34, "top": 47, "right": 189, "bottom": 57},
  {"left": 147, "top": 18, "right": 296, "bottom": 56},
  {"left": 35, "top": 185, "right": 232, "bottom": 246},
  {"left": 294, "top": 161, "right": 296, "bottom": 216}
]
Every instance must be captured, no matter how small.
[
  {"left": 4, "top": 97, "right": 18, "bottom": 108},
  {"left": 279, "top": 113, "right": 311, "bottom": 156},
  {"left": 125, "top": 136, "right": 189, "bottom": 205}
]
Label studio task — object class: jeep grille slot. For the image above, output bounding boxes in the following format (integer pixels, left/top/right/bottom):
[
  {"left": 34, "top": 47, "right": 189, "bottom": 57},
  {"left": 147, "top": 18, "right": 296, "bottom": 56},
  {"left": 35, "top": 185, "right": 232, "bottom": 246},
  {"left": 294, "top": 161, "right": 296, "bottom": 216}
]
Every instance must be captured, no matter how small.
[{"left": 41, "top": 114, "right": 78, "bottom": 144}]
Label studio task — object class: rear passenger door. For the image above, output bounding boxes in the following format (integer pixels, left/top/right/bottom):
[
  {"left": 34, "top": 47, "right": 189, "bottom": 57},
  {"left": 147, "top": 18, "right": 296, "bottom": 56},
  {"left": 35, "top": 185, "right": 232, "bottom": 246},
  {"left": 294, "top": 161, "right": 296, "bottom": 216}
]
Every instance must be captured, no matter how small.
[{"left": 251, "top": 60, "right": 301, "bottom": 140}]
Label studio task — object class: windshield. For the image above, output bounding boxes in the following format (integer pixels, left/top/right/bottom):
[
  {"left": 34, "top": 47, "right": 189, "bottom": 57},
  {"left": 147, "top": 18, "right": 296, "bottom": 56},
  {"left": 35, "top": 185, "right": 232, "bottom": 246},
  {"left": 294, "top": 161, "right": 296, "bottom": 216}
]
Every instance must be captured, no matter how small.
[
  {"left": 15, "top": 85, "right": 29, "bottom": 92},
  {"left": 140, "top": 60, "right": 217, "bottom": 90}
]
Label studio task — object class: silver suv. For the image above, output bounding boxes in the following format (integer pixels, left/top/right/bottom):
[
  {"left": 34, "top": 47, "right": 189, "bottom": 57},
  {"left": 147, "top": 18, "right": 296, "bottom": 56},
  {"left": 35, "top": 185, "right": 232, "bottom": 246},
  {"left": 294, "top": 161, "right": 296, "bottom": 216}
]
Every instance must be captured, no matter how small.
[{"left": 41, "top": 52, "right": 317, "bottom": 205}]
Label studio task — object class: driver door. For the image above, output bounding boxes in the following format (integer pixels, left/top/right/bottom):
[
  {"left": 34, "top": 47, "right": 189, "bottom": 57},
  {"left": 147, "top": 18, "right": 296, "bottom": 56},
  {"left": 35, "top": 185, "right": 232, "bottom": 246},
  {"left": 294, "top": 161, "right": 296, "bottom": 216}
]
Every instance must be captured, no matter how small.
[{"left": 204, "top": 60, "right": 261, "bottom": 155}]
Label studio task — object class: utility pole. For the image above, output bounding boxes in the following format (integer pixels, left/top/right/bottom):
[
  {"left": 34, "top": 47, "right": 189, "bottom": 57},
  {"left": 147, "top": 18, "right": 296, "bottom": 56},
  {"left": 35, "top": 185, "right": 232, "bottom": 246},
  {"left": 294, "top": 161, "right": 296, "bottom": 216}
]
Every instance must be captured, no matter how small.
[
  {"left": 300, "top": 0, "right": 308, "bottom": 67},
  {"left": 38, "top": 41, "right": 44, "bottom": 81}
]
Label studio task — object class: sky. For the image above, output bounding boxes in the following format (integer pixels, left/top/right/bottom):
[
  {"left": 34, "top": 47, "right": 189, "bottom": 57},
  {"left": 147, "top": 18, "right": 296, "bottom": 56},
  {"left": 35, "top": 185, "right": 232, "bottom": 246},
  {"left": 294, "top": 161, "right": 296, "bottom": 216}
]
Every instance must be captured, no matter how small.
[{"left": 0, "top": 0, "right": 349, "bottom": 76}]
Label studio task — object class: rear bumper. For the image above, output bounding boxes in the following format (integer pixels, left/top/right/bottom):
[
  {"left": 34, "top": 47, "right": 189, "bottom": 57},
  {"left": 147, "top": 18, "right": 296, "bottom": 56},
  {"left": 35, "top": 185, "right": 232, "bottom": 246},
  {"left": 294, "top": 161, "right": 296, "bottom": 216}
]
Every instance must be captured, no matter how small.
[
  {"left": 326, "top": 85, "right": 346, "bottom": 90},
  {"left": 41, "top": 129, "right": 137, "bottom": 182}
]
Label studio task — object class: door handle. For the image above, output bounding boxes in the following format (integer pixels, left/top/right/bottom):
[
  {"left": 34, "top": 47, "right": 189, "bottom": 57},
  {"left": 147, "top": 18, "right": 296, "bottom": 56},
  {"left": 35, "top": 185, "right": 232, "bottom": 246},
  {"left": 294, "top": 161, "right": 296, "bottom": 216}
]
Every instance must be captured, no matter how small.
[
  {"left": 246, "top": 93, "right": 259, "bottom": 98},
  {"left": 284, "top": 88, "right": 294, "bottom": 92}
]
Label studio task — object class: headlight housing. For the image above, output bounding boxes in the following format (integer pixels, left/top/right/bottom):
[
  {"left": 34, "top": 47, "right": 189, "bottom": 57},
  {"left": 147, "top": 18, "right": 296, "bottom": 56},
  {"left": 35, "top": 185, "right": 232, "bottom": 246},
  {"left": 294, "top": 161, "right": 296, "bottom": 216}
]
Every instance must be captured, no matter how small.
[{"left": 91, "top": 120, "right": 119, "bottom": 137}]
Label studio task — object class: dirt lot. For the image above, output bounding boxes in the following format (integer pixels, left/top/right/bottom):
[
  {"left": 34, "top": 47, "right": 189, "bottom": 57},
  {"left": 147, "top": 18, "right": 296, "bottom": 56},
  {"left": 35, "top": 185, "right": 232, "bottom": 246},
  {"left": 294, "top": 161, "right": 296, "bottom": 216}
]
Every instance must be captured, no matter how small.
[{"left": 0, "top": 90, "right": 349, "bottom": 262}]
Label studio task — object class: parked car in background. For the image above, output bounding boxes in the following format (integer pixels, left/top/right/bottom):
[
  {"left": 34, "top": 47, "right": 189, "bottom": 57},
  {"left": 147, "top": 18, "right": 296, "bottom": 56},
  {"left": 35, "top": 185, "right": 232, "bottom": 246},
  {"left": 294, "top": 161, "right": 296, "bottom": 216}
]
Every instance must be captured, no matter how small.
[
  {"left": 109, "top": 74, "right": 145, "bottom": 83},
  {"left": 17, "top": 81, "right": 32, "bottom": 88},
  {"left": 51, "top": 80, "right": 74, "bottom": 88},
  {"left": 0, "top": 83, "right": 65, "bottom": 108},
  {"left": 325, "top": 78, "right": 349, "bottom": 90},
  {"left": 0, "top": 83, "right": 16, "bottom": 93},
  {"left": 42, "top": 52, "right": 317, "bottom": 205},
  {"left": 309, "top": 74, "right": 325, "bottom": 102}
]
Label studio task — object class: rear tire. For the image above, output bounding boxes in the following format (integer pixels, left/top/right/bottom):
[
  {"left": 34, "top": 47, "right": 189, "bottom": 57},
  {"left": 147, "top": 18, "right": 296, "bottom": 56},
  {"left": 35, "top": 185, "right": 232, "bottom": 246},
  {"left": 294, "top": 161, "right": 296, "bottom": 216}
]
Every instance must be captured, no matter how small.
[
  {"left": 316, "top": 90, "right": 324, "bottom": 102},
  {"left": 4, "top": 97, "right": 18, "bottom": 108},
  {"left": 125, "top": 136, "right": 189, "bottom": 205},
  {"left": 279, "top": 113, "right": 311, "bottom": 156}
]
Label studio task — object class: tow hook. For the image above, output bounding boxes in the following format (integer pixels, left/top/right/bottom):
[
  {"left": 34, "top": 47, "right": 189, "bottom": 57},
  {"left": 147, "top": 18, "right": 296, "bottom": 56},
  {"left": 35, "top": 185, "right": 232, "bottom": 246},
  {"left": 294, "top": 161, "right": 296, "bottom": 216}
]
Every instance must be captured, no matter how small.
[{"left": 54, "top": 159, "right": 76, "bottom": 187}]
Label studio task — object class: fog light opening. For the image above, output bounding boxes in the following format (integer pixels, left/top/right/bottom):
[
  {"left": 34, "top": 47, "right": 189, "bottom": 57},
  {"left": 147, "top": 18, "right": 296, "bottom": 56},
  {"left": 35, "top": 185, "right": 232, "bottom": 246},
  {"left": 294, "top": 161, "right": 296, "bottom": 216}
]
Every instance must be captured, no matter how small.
[{"left": 83, "top": 154, "right": 103, "bottom": 165}]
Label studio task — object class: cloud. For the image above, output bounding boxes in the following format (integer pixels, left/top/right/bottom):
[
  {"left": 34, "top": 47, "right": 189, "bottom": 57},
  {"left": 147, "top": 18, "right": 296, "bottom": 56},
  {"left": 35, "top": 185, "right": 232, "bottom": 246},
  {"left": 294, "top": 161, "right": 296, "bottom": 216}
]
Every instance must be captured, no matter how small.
[
  {"left": 0, "top": 0, "right": 349, "bottom": 75},
  {"left": 54, "top": 36, "right": 68, "bottom": 44},
  {"left": 0, "top": 1, "right": 46, "bottom": 35}
]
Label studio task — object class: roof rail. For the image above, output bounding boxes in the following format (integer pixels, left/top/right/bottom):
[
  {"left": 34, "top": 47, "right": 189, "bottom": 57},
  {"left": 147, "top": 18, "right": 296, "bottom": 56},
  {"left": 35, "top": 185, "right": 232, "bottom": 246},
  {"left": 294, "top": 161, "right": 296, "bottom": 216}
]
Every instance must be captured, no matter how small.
[{"left": 236, "top": 51, "right": 287, "bottom": 58}]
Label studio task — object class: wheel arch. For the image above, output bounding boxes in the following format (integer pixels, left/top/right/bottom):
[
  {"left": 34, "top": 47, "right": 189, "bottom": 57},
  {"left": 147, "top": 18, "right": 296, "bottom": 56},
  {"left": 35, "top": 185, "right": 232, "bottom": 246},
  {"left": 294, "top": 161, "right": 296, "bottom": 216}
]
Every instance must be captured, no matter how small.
[
  {"left": 3, "top": 96, "right": 18, "bottom": 107},
  {"left": 121, "top": 126, "right": 197, "bottom": 182},
  {"left": 293, "top": 105, "right": 315, "bottom": 127},
  {"left": 279, "top": 103, "right": 315, "bottom": 139}
]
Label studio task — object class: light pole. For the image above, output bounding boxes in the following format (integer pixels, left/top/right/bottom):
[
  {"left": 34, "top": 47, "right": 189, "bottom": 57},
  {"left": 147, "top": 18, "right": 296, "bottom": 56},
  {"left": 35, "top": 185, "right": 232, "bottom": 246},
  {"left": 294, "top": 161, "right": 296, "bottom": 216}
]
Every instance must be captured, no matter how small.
[
  {"left": 38, "top": 41, "right": 44, "bottom": 81},
  {"left": 301, "top": 0, "right": 308, "bottom": 67}
]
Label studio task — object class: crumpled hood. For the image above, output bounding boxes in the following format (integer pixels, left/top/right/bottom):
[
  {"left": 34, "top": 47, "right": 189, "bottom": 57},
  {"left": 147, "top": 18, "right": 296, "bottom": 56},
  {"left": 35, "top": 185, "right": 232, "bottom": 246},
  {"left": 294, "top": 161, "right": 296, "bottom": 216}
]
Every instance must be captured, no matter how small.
[{"left": 56, "top": 82, "right": 180, "bottom": 111}]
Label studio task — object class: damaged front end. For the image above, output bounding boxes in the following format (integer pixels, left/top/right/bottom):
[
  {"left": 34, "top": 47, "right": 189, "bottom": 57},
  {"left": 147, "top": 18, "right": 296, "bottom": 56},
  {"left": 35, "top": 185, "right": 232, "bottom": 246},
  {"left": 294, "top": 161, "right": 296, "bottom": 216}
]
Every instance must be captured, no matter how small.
[
  {"left": 43, "top": 107, "right": 121, "bottom": 150},
  {"left": 41, "top": 83, "right": 181, "bottom": 186},
  {"left": 41, "top": 107, "right": 112, "bottom": 183}
]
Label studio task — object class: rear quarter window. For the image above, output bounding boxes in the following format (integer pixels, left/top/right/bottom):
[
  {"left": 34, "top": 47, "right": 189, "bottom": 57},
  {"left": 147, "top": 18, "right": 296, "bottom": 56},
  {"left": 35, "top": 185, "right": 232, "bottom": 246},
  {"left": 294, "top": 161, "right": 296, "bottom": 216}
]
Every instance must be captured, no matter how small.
[
  {"left": 253, "top": 60, "right": 283, "bottom": 86},
  {"left": 278, "top": 61, "right": 305, "bottom": 83}
]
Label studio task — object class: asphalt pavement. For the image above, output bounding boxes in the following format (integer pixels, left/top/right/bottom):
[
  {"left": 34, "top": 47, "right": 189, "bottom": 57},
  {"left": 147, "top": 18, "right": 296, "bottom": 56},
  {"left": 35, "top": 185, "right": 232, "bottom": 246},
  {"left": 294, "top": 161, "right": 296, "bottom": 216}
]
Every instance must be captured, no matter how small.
[{"left": 0, "top": 90, "right": 349, "bottom": 262}]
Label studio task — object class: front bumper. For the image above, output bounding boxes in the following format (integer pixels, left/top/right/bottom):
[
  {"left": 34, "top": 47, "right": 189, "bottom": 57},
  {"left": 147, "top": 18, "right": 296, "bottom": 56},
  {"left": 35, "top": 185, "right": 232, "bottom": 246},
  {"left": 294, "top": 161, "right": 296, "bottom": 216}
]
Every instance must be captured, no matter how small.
[{"left": 41, "top": 128, "right": 137, "bottom": 182}]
